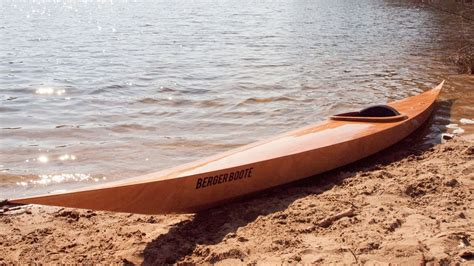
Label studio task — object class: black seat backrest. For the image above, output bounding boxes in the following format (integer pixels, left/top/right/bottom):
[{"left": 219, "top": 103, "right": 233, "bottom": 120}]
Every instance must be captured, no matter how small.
[{"left": 358, "top": 105, "right": 401, "bottom": 117}]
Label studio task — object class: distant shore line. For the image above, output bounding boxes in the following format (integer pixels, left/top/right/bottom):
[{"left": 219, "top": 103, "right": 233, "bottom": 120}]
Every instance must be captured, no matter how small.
[
  {"left": 423, "top": 0, "right": 474, "bottom": 21},
  {"left": 421, "top": 0, "right": 474, "bottom": 74}
]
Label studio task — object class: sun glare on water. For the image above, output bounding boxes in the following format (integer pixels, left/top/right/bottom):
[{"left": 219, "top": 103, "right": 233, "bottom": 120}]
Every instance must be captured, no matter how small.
[
  {"left": 16, "top": 173, "right": 107, "bottom": 187},
  {"left": 58, "top": 154, "right": 76, "bottom": 161},
  {"left": 37, "top": 155, "right": 49, "bottom": 163},
  {"left": 35, "top": 87, "right": 66, "bottom": 95}
]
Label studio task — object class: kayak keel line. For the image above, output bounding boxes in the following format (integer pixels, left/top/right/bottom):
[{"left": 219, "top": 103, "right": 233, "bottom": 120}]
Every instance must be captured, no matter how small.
[{"left": 9, "top": 81, "right": 444, "bottom": 214}]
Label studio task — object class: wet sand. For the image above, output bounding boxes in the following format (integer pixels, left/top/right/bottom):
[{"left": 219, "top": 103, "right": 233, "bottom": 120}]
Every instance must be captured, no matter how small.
[{"left": 1, "top": 134, "right": 473, "bottom": 264}]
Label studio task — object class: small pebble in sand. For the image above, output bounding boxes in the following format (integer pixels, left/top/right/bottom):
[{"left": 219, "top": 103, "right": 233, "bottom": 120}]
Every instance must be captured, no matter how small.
[
  {"left": 445, "top": 123, "right": 465, "bottom": 135},
  {"left": 459, "top": 250, "right": 474, "bottom": 260},
  {"left": 442, "top": 133, "right": 454, "bottom": 140},
  {"left": 445, "top": 179, "right": 459, "bottom": 187},
  {"left": 459, "top": 118, "right": 474, "bottom": 125},
  {"left": 237, "top": 236, "right": 249, "bottom": 242},
  {"left": 453, "top": 128, "right": 465, "bottom": 134},
  {"left": 464, "top": 146, "right": 474, "bottom": 156}
]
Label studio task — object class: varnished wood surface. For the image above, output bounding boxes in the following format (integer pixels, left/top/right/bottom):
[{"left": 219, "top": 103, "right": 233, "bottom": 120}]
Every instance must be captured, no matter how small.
[{"left": 10, "top": 81, "right": 444, "bottom": 214}]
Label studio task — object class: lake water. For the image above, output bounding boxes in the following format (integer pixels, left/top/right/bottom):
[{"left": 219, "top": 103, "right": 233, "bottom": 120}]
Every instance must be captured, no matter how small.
[{"left": 1, "top": 0, "right": 473, "bottom": 199}]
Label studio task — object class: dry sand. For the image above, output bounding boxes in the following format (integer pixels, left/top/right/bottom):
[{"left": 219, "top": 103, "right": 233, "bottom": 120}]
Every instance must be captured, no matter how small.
[{"left": 1, "top": 135, "right": 473, "bottom": 264}]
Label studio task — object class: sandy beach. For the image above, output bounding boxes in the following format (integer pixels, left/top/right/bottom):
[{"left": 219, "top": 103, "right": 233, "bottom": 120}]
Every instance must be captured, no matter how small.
[{"left": 1, "top": 133, "right": 472, "bottom": 264}]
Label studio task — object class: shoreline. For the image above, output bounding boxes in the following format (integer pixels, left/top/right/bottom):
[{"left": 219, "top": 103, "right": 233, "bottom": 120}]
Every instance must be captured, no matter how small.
[{"left": 1, "top": 134, "right": 472, "bottom": 264}]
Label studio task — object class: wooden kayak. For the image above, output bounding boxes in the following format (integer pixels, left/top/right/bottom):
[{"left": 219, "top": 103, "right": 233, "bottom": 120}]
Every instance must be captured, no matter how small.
[{"left": 8, "top": 81, "right": 444, "bottom": 214}]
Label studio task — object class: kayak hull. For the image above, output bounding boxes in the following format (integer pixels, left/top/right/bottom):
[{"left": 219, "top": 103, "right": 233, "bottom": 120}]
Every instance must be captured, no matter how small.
[{"left": 10, "top": 81, "right": 443, "bottom": 214}]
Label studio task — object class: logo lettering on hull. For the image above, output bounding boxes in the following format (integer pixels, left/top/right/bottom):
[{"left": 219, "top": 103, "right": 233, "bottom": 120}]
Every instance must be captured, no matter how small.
[{"left": 195, "top": 167, "right": 253, "bottom": 189}]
